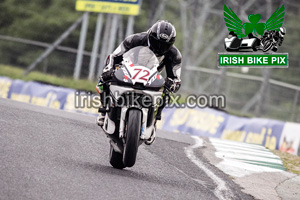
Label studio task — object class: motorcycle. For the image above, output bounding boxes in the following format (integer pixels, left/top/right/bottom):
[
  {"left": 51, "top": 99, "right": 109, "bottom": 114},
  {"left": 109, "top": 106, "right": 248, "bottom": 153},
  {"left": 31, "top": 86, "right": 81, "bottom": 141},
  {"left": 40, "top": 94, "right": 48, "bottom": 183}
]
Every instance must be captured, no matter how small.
[
  {"left": 99, "top": 46, "right": 166, "bottom": 169},
  {"left": 261, "top": 29, "right": 285, "bottom": 52}
]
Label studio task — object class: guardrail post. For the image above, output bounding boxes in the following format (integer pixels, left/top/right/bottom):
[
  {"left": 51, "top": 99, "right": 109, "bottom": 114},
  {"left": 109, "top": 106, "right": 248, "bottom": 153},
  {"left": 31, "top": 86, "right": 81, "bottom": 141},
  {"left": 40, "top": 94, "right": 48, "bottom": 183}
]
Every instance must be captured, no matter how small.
[
  {"left": 107, "top": 14, "right": 119, "bottom": 57},
  {"left": 125, "top": 16, "right": 134, "bottom": 37},
  {"left": 97, "top": 14, "right": 112, "bottom": 77},
  {"left": 291, "top": 90, "right": 299, "bottom": 121},
  {"left": 214, "top": 68, "right": 226, "bottom": 94},
  {"left": 255, "top": 69, "right": 272, "bottom": 117},
  {"left": 88, "top": 13, "right": 103, "bottom": 81},
  {"left": 74, "top": 12, "right": 89, "bottom": 80}
]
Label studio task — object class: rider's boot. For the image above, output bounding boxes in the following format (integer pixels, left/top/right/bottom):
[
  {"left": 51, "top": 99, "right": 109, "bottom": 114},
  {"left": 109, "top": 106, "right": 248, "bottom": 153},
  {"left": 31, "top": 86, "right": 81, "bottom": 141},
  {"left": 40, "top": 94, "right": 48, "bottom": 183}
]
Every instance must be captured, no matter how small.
[
  {"left": 145, "top": 122, "right": 156, "bottom": 145},
  {"left": 156, "top": 92, "right": 169, "bottom": 120},
  {"left": 96, "top": 112, "right": 105, "bottom": 126},
  {"left": 96, "top": 80, "right": 107, "bottom": 127},
  {"left": 145, "top": 129, "right": 156, "bottom": 145},
  {"left": 156, "top": 109, "right": 162, "bottom": 120}
]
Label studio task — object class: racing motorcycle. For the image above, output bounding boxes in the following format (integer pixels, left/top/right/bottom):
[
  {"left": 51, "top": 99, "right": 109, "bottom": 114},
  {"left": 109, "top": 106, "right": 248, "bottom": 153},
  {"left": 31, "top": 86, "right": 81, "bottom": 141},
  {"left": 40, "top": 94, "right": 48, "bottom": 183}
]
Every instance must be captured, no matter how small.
[
  {"left": 260, "top": 28, "right": 285, "bottom": 52},
  {"left": 99, "top": 46, "right": 166, "bottom": 169}
]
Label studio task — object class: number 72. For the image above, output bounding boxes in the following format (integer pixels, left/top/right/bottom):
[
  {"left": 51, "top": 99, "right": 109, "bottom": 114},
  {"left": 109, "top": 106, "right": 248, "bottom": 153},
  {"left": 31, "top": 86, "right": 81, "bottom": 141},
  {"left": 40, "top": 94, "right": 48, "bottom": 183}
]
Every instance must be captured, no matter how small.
[{"left": 132, "top": 68, "right": 150, "bottom": 81}]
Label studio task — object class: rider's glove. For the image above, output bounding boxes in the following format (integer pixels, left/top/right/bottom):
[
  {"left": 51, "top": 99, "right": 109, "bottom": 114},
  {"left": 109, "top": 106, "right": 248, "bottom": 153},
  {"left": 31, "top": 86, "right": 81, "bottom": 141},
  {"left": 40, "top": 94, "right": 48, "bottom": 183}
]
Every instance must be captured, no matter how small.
[
  {"left": 165, "top": 78, "right": 181, "bottom": 93},
  {"left": 101, "top": 68, "right": 114, "bottom": 81},
  {"left": 96, "top": 79, "right": 104, "bottom": 94}
]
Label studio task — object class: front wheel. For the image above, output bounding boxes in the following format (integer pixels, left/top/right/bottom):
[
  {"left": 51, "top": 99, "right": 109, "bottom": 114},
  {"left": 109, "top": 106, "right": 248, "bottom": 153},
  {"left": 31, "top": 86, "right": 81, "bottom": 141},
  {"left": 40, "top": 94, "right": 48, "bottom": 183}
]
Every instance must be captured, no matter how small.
[
  {"left": 109, "top": 144, "right": 125, "bottom": 169},
  {"left": 262, "top": 41, "right": 273, "bottom": 52},
  {"left": 123, "top": 109, "right": 141, "bottom": 167}
]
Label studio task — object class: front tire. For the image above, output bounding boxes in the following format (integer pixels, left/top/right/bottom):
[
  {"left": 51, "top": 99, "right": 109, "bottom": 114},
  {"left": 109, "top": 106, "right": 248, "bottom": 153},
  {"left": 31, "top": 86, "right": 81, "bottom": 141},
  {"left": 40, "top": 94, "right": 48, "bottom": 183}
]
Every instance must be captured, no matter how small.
[
  {"left": 263, "top": 41, "right": 273, "bottom": 52},
  {"left": 123, "top": 109, "right": 141, "bottom": 167},
  {"left": 109, "top": 144, "right": 125, "bottom": 169}
]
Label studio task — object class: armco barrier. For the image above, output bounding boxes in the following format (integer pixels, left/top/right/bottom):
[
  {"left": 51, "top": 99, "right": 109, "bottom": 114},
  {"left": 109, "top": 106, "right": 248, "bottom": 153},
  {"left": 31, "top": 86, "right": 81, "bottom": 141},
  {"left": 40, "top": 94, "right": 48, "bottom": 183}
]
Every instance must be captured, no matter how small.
[
  {"left": 0, "top": 76, "right": 98, "bottom": 115},
  {"left": 157, "top": 107, "right": 300, "bottom": 156},
  {"left": 0, "top": 76, "right": 299, "bottom": 156}
]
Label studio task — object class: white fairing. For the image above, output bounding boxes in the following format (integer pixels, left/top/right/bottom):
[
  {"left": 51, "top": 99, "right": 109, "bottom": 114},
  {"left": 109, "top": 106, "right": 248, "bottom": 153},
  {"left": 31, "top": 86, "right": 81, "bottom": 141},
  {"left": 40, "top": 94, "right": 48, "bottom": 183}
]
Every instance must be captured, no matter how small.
[
  {"left": 110, "top": 85, "right": 163, "bottom": 107},
  {"left": 103, "top": 113, "right": 116, "bottom": 134},
  {"left": 225, "top": 37, "right": 236, "bottom": 48},
  {"left": 241, "top": 38, "right": 255, "bottom": 47},
  {"left": 110, "top": 85, "right": 134, "bottom": 100},
  {"left": 225, "top": 37, "right": 256, "bottom": 49},
  {"left": 122, "top": 46, "right": 160, "bottom": 86},
  {"left": 119, "top": 107, "right": 128, "bottom": 138},
  {"left": 122, "top": 59, "right": 159, "bottom": 86}
]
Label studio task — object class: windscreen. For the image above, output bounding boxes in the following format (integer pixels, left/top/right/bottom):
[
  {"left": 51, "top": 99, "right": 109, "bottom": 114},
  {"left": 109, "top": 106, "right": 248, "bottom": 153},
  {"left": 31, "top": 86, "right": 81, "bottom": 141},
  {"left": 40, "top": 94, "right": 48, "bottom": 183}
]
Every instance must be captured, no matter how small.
[{"left": 123, "top": 46, "right": 159, "bottom": 69}]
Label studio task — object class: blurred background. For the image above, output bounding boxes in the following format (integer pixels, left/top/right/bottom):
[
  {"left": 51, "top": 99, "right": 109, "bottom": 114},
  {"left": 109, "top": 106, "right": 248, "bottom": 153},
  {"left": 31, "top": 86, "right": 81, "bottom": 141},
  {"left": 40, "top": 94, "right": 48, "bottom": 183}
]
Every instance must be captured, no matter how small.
[{"left": 0, "top": 0, "right": 299, "bottom": 122}]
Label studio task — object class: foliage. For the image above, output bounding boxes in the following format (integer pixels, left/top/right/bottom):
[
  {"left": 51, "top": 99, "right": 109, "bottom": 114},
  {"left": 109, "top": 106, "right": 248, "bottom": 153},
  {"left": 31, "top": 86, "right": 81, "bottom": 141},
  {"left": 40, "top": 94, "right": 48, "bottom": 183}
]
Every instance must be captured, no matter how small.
[
  {"left": 272, "top": 150, "right": 300, "bottom": 175},
  {"left": 0, "top": 0, "right": 80, "bottom": 43},
  {"left": 0, "top": 0, "right": 300, "bottom": 89}
]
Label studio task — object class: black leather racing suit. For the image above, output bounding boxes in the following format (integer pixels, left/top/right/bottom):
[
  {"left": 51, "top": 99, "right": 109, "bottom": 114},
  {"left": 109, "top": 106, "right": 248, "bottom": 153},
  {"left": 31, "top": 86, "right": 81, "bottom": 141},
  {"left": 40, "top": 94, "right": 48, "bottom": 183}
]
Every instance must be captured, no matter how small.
[{"left": 103, "top": 32, "right": 182, "bottom": 83}]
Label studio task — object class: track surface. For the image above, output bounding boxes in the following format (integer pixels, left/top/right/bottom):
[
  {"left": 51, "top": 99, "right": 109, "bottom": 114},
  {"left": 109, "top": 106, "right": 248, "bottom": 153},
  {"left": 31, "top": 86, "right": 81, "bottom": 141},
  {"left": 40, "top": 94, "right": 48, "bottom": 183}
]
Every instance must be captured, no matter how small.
[{"left": 0, "top": 98, "right": 254, "bottom": 200}]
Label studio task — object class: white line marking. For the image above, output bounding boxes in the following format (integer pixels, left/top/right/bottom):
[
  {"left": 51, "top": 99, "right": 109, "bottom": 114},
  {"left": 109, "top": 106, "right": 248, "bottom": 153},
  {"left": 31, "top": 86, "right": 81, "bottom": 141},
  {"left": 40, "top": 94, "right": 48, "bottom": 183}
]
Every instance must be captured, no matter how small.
[{"left": 185, "top": 136, "right": 233, "bottom": 200}]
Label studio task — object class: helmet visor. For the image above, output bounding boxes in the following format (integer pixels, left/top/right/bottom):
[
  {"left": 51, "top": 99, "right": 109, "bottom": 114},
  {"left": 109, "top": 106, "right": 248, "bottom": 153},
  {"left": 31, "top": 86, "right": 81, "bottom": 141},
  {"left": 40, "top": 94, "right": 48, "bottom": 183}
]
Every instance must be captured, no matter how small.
[{"left": 149, "top": 33, "right": 174, "bottom": 55}]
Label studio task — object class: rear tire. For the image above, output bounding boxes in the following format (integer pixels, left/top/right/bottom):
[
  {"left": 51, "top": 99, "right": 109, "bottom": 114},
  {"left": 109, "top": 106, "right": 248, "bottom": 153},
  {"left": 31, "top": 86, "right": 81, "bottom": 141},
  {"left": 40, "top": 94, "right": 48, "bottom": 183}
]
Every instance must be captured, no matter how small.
[
  {"left": 123, "top": 109, "right": 141, "bottom": 167},
  {"left": 109, "top": 144, "right": 125, "bottom": 169}
]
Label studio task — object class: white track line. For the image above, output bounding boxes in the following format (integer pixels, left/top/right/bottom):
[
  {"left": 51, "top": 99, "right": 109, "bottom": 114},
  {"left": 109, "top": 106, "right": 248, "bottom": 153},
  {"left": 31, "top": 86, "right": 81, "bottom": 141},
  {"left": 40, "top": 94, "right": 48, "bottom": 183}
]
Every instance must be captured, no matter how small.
[{"left": 185, "top": 136, "right": 233, "bottom": 200}]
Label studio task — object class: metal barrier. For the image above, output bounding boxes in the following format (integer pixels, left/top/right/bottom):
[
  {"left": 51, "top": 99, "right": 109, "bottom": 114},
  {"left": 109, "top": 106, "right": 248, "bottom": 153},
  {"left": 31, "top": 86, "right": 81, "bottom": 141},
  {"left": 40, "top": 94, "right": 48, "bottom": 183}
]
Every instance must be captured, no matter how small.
[
  {"left": 182, "top": 66, "right": 300, "bottom": 122},
  {"left": 0, "top": 35, "right": 299, "bottom": 122}
]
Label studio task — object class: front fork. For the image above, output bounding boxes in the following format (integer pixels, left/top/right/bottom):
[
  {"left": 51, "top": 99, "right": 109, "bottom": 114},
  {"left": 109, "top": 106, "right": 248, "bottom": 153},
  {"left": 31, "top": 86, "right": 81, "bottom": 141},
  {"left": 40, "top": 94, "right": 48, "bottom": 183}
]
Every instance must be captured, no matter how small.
[{"left": 119, "top": 107, "right": 150, "bottom": 140}]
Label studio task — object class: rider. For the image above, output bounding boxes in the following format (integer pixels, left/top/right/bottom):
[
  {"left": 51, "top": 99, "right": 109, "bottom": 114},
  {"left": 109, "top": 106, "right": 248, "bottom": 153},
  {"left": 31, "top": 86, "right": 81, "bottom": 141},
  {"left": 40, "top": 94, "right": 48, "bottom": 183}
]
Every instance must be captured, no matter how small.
[
  {"left": 260, "top": 27, "right": 286, "bottom": 52},
  {"left": 96, "top": 20, "right": 182, "bottom": 140}
]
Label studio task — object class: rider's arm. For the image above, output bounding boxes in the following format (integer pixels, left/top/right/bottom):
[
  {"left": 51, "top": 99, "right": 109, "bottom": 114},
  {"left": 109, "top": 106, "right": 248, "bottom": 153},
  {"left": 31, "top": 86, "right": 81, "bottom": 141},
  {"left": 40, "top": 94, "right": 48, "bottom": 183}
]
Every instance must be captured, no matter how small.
[
  {"left": 161, "top": 47, "right": 182, "bottom": 93},
  {"left": 102, "top": 34, "right": 142, "bottom": 73},
  {"left": 164, "top": 47, "right": 182, "bottom": 82}
]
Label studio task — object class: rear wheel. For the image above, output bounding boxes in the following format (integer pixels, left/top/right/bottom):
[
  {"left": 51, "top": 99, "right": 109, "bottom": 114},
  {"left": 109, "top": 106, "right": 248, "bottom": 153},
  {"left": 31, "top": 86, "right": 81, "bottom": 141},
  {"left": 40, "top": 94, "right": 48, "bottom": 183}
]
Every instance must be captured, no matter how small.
[
  {"left": 123, "top": 109, "right": 141, "bottom": 167},
  {"left": 109, "top": 144, "right": 125, "bottom": 169}
]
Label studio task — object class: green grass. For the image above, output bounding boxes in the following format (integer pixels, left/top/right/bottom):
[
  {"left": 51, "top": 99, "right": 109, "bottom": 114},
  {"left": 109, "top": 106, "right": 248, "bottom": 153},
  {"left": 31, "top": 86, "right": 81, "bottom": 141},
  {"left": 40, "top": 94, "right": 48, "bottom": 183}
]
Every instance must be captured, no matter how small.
[
  {"left": 0, "top": 64, "right": 96, "bottom": 91},
  {"left": 272, "top": 150, "right": 300, "bottom": 175}
]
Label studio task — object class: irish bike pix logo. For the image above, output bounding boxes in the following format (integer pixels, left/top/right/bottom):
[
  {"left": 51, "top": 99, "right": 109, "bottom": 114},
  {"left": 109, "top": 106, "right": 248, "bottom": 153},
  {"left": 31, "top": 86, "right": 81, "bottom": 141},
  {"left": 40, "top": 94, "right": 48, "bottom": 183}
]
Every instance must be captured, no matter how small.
[{"left": 218, "top": 5, "right": 288, "bottom": 68}]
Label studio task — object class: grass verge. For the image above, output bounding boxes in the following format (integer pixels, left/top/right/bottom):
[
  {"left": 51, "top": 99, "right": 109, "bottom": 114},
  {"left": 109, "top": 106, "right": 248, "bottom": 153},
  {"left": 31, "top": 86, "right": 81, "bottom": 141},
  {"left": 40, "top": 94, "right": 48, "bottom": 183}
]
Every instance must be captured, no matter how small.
[
  {"left": 272, "top": 150, "right": 300, "bottom": 175},
  {"left": 0, "top": 64, "right": 96, "bottom": 91}
]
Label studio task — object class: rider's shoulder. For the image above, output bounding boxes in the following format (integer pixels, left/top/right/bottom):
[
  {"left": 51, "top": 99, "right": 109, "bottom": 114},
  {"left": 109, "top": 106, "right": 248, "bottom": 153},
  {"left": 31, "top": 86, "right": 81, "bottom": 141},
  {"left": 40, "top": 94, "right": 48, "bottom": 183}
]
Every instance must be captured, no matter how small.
[
  {"left": 166, "top": 45, "right": 182, "bottom": 61},
  {"left": 125, "top": 32, "right": 148, "bottom": 44}
]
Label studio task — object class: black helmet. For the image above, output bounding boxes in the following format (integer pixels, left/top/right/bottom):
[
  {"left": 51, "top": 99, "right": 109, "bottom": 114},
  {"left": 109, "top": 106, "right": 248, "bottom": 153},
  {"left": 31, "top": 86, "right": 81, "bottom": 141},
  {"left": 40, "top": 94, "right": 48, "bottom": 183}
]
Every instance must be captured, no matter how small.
[{"left": 148, "top": 20, "right": 176, "bottom": 56}]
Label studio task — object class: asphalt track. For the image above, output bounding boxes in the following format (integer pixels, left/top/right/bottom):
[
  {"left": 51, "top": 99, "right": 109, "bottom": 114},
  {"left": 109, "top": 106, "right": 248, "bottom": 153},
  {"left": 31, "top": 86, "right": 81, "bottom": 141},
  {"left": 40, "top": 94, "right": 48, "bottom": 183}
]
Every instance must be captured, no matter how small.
[{"left": 0, "top": 98, "right": 254, "bottom": 200}]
